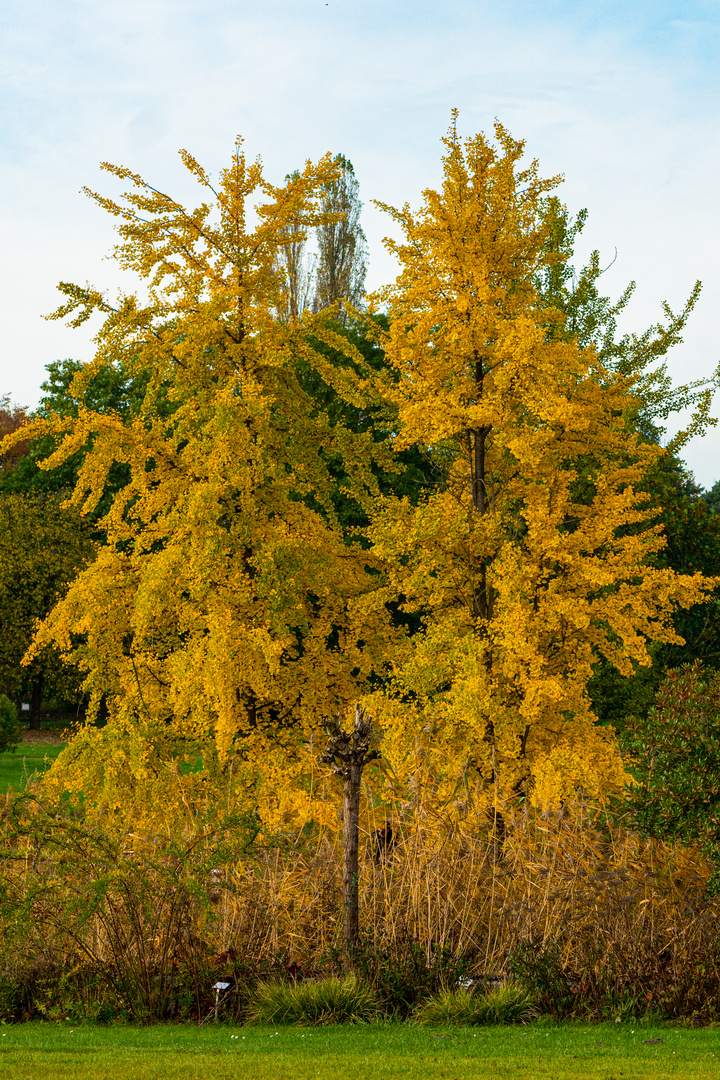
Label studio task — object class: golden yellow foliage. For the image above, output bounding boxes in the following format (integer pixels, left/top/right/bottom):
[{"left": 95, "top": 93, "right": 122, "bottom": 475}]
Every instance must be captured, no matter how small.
[
  {"left": 1, "top": 124, "right": 713, "bottom": 831},
  {"left": 4, "top": 142, "right": 394, "bottom": 822},
  {"left": 365, "top": 117, "right": 713, "bottom": 809}
]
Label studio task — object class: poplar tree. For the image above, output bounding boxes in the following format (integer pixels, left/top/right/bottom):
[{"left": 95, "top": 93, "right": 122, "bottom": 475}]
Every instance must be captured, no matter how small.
[
  {"left": 276, "top": 156, "right": 367, "bottom": 323},
  {"left": 274, "top": 171, "right": 316, "bottom": 321},
  {"left": 313, "top": 156, "right": 367, "bottom": 318}
]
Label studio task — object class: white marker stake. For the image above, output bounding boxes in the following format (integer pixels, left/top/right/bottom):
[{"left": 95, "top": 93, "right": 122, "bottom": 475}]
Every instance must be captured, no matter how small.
[{"left": 212, "top": 981, "right": 231, "bottom": 1022}]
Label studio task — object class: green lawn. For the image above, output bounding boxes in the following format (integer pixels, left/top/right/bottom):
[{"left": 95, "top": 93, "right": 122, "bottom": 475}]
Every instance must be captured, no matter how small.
[
  {"left": 0, "top": 740, "right": 65, "bottom": 794},
  {"left": 0, "top": 1021, "right": 717, "bottom": 1079}
]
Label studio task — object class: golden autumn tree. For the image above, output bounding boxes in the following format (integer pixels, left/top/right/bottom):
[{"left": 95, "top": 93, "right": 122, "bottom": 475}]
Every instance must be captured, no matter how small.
[
  {"left": 367, "top": 117, "right": 712, "bottom": 811},
  {"left": 5, "top": 143, "right": 393, "bottom": 828}
]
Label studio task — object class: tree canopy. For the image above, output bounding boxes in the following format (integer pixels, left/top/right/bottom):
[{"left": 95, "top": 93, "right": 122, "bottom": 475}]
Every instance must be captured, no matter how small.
[
  {"left": 0, "top": 490, "right": 95, "bottom": 727},
  {"left": 5, "top": 144, "right": 394, "bottom": 824},
  {"left": 362, "top": 118, "right": 713, "bottom": 809},
  {"left": 1, "top": 120, "right": 716, "bottom": 827}
]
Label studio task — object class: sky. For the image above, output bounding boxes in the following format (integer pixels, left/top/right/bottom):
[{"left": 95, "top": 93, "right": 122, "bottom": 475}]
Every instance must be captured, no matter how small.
[{"left": 1, "top": 0, "right": 719, "bottom": 484}]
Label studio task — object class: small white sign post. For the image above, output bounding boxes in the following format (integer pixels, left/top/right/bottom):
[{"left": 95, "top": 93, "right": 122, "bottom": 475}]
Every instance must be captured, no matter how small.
[{"left": 212, "top": 981, "right": 230, "bottom": 1021}]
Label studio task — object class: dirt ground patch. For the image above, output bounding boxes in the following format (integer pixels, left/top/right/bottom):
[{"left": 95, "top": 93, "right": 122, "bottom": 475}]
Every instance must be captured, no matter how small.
[{"left": 21, "top": 730, "right": 68, "bottom": 744}]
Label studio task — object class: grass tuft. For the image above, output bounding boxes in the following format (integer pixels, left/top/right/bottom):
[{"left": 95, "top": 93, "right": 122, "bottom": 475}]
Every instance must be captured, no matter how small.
[
  {"left": 247, "top": 975, "right": 380, "bottom": 1025},
  {"left": 414, "top": 981, "right": 537, "bottom": 1025}
]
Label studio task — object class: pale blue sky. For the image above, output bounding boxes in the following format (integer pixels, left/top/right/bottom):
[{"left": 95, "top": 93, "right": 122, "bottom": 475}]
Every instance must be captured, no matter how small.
[{"left": 2, "top": 0, "right": 718, "bottom": 482}]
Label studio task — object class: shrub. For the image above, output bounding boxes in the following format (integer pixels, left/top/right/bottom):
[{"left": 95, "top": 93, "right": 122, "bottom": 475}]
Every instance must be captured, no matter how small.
[
  {"left": 0, "top": 695, "right": 20, "bottom": 755},
  {"left": 0, "top": 795, "right": 255, "bottom": 1023},
  {"left": 338, "top": 936, "right": 473, "bottom": 1018},
  {"left": 4, "top": 791, "right": 720, "bottom": 1025},
  {"left": 414, "top": 982, "right": 537, "bottom": 1025},
  {"left": 509, "top": 940, "right": 574, "bottom": 1018},
  {"left": 247, "top": 975, "right": 380, "bottom": 1025},
  {"left": 622, "top": 662, "right": 720, "bottom": 891}
]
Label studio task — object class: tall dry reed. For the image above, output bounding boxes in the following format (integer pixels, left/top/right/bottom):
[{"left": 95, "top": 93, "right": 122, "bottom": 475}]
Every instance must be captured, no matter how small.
[
  {"left": 209, "top": 797, "right": 719, "bottom": 1019},
  {"left": 2, "top": 789, "right": 718, "bottom": 1021}
]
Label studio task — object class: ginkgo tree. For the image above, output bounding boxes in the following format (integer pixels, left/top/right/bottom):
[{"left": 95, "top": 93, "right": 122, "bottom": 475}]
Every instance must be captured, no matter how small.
[
  {"left": 366, "top": 117, "right": 713, "bottom": 811},
  {"left": 8, "top": 143, "right": 394, "bottom": 826}
]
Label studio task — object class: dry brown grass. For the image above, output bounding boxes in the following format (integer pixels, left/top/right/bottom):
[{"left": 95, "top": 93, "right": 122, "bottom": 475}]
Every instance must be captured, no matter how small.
[
  {"left": 213, "top": 799, "right": 715, "bottom": 971},
  {"left": 2, "top": 790, "right": 719, "bottom": 1021}
]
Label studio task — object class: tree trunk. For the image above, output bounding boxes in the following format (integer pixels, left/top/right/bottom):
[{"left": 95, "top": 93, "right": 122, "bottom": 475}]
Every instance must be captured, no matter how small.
[
  {"left": 319, "top": 703, "right": 379, "bottom": 961},
  {"left": 29, "top": 673, "right": 43, "bottom": 731},
  {"left": 342, "top": 759, "right": 363, "bottom": 951}
]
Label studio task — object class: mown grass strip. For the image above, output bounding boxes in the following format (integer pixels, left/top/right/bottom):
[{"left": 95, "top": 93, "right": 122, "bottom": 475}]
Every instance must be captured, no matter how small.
[
  {"left": 0, "top": 741, "right": 65, "bottom": 794},
  {"left": 0, "top": 1021, "right": 718, "bottom": 1079}
]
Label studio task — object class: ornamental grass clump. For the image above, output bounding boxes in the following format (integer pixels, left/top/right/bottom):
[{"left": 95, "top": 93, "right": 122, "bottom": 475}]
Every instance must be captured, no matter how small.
[
  {"left": 475, "top": 982, "right": 538, "bottom": 1024},
  {"left": 414, "top": 981, "right": 537, "bottom": 1026},
  {"left": 247, "top": 975, "right": 380, "bottom": 1025}
]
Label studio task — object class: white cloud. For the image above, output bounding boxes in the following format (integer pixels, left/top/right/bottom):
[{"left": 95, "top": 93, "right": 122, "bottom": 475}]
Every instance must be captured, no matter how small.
[{"left": 1, "top": 0, "right": 718, "bottom": 482}]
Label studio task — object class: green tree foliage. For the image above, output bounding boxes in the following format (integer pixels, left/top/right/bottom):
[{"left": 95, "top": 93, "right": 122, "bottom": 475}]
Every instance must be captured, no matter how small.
[
  {"left": 623, "top": 661, "right": 720, "bottom": 889},
  {"left": 647, "top": 466, "right": 720, "bottom": 666},
  {"left": 591, "top": 458, "right": 720, "bottom": 731},
  {"left": 0, "top": 492, "right": 95, "bottom": 727},
  {"left": 536, "top": 197, "right": 717, "bottom": 447},
  {"left": 297, "top": 314, "right": 451, "bottom": 542},
  {"left": 701, "top": 478, "right": 720, "bottom": 516},
  {"left": 535, "top": 200, "right": 720, "bottom": 729},
  {"left": 0, "top": 360, "right": 143, "bottom": 516},
  {"left": 0, "top": 694, "right": 21, "bottom": 754}
]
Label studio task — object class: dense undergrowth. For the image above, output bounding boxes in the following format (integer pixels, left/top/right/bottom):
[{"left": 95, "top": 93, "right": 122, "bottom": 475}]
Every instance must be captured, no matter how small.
[{"left": 1, "top": 789, "right": 718, "bottom": 1026}]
